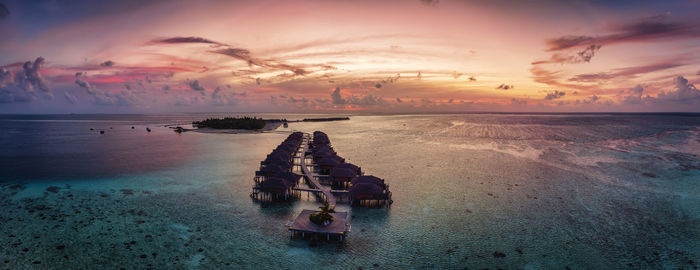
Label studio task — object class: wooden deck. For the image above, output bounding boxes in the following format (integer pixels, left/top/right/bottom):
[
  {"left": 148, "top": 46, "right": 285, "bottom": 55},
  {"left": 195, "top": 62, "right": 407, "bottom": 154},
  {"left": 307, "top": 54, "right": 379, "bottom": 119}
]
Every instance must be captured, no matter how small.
[
  {"left": 287, "top": 210, "right": 350, "bottom": 240},
  {"left": 299, "top": 134, "right": 338, "bottom": 209}
]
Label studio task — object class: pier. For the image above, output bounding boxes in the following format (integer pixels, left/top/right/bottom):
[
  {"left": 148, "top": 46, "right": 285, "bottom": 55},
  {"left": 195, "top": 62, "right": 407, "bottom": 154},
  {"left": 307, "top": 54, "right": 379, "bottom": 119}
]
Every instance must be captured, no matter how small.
[
  {"left": 251, "top": 130, "right": 391, "bottom": 241},
  {"left": 299, "top": 133, "right": 337, "bottom": 209}
]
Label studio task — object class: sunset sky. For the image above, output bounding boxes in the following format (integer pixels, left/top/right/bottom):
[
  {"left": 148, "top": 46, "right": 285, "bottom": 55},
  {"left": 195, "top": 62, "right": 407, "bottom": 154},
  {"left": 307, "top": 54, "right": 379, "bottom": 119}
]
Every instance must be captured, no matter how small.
[{"left": 0, "top": 0, "right": 699, "bottom": 113}]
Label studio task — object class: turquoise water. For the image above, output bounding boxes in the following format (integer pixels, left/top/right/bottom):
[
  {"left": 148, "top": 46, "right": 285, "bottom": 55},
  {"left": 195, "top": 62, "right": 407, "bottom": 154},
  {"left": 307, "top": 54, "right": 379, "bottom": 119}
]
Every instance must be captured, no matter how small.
[{"left": 1, "top": 114, "right": 699, "bottom": 269}]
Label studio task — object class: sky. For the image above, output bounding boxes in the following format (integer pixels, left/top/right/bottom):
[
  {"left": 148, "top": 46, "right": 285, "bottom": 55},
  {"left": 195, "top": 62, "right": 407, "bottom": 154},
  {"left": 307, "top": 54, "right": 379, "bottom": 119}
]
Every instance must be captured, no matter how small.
[{"left": 0, "top": 0, "right": 699, "bottom": 113}]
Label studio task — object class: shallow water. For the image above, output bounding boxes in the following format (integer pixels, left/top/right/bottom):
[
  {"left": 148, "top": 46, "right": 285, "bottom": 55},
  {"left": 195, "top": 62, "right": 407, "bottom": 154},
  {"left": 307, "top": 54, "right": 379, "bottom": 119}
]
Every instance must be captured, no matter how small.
[{"left": 0, "top": 113, "right": 698, "bottom": 269}]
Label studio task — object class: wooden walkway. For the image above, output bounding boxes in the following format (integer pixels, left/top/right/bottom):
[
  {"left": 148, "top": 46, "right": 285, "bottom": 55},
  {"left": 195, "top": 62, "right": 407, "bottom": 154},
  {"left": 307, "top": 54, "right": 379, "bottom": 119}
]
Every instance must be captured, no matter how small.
[{"left": 299, "top": 133, "right": 337, "bottom": 209}]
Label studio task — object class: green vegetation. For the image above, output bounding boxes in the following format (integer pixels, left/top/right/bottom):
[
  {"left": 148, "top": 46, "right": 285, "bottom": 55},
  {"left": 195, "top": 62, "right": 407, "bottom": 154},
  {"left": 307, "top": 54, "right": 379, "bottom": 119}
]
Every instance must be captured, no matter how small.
[
  {"left": 193, "top": 117, "right": 266, "bottom": 130},
  {"left": 309, "top": 202, "right": 335, "bottom": 225}
]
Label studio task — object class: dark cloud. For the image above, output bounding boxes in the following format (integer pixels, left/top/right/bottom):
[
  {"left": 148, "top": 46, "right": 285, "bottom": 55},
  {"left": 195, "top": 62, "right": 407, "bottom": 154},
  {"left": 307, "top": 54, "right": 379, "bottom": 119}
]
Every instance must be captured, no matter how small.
[
  {"left": 496, "top": 83, "right": 514, "bottom": 90},
  {"left": 187, "top": 80, "right": 205, "bottom": 91},
  {"left": 331, "top": 87, "right": 346, "bottom": 105},
  {"left": 568, "top": 62, "right": 683, "bottom": 82},
  {"left": 100, "top": 60, "right": 115, "bottom": 67},
  {"left": 545, "top": 15, "right": 700, "bottom": 51},
  {"left": 0, "top": 3, "right": 9, "bottom": 19},
  {"left": 544, "top": 90, "right": 566, "bottom": 100},
  {"left": 214, "top": 48, "right": 253, "bottom": 64},
  {"left": 532, "top": 44, "right": 601, "bottom": 65},
  {"left": 154, "top": 36, "right": 222, "bottom": 45}
]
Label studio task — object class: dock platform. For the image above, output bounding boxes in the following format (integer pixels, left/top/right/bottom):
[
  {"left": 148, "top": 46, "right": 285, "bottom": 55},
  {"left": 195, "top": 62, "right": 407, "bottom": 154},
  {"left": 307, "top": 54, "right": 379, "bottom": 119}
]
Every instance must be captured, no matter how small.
[{"left": 287, "top": 210, "right": 350, "bottom": 240}]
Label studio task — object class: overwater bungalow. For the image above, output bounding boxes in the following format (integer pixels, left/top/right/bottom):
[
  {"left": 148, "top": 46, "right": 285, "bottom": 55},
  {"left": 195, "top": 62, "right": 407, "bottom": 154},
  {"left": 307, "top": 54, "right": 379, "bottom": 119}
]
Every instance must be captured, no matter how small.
[
  {"left": 335, "top": 163, "right": 362, "bottom": 176},
  {"left": 349, "top": 182, "right": 390, "bottom": 207},
  {"left": 349, "top": 175, "right": 391, "bottom": 207},
  {"left": 255, "top": 176, "right": 297, "bottom": 200},
  {"left": 318, "top": 156, "right": 344, "bottom": 175},
  {"left": 330, "top": 167, "right": 357, "bottom": 189}
]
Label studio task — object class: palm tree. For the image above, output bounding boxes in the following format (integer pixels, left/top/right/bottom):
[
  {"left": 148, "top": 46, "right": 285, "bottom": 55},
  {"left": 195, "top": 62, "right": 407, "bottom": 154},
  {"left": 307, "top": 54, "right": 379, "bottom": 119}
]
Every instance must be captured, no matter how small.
[{"left": 309, "top": 202, "right": 335, "bottom": 225}]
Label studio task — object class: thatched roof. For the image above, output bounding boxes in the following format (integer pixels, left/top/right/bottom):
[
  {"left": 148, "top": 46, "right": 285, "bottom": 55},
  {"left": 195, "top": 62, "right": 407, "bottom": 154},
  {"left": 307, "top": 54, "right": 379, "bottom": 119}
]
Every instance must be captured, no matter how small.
[
  {"left": 330, "top": 167, "right": 356, "bottom": 179},
  {"left": 335, "top": 163, "right": 361, "bottom": 174},
  {"left": 259, "top": 176, "right": 294, "bottom": 192},
  {"left": 318, "top": 156, "right": 342, "bottom": 167},
  {"left": 351, "top": 175, "right": 383, "bottom": 186},
  {"left": 260, "top": 164, "right": 288, "bottom": 173},
  {"left": 276, "top": 171, "right": 302, "bottom": 183},
  {"left": 349, "top": 182, "right": 384, "bottom": 197}
]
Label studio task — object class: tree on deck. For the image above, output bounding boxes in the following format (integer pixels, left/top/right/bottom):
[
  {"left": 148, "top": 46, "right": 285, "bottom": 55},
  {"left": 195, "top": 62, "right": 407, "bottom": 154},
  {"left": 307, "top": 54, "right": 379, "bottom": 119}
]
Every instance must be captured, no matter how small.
[{"left": 309, "top": 202, "right": 335, "bottom": 225}]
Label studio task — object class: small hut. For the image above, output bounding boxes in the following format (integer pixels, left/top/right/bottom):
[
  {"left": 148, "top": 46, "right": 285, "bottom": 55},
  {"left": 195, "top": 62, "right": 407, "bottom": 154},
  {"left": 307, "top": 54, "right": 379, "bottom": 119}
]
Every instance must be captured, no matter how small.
[
  {"left": 318, "top": 156, "right": 343, "bottom": 175},
  {"left": 257, "top": 176, "right": 296, "bottom": 200},
  {"left": 329, "top": 167, "right": 356, "bottom": 189},
  {"left": 349, "top": 183, "right": 388, "bottom": 207},
  {"left": 335, "top": 163, "right": 362, "bottom": 176}
]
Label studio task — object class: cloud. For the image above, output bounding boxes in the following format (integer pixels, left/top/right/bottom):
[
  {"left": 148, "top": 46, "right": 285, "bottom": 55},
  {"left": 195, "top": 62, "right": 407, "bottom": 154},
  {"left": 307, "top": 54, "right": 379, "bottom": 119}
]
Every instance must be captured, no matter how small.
[
  {"left": 420, "top": 0, "right": 439, "bottom": 7},
  {"left": 187, "top": 80, "right": 205, "bottom": 91},
  {"left": 0, "top": 3, "right": 9, "bottom": 19},
  {"left": 568, "top": 62, "right": 683, "bottom": 82},
  {"left": 75, "top": 73, "right": 95, "bottom": 94},
  {"left": 545, "top": 15, "right": 700, "bottom": 51},
  {"left": 582, "top": 95, "right": 600, "bottom": 104},
  {"left": 214, "top": 48, "right": 254, "bottom": 64},
  {"left": 100, "top": 60, "right": 115, "bottom": 67},
  {"left": 153, "top": 36, "right": 222, "bottom": 45},
  {"left": 621, "top": 85, "right": 644, "bottom": 104},
  {"left": 63, "top": 91, "right": 77, "bottom": 104},
  {"left": 0, "top": 59, "right": 52, "bottom": 103},
  {"left": 210, "top": 86, "right": 241, "bottom": 106},
  {"left": 532, "top": 44, "right": 601, "bottom": 65},
  {"left": 657, "top": 76, "right": 700, "bottom": 102},
  {"left": 496, "top": 83, "right": 514, "bottom": 90},
  {"left": 544, "top": 90, "right": 566, "bottom": 100},
  {"left": 331, "top": 87, "right": 346, "bottom": 104},
  {"left": 511, "top": 98, "right": 527, "bottom": 105},
  {"left": 346, "top": 94, "right": 385, "bottom": 106},
  {"left": 17, "top": 57, "right": 50, "bottom": 93}
]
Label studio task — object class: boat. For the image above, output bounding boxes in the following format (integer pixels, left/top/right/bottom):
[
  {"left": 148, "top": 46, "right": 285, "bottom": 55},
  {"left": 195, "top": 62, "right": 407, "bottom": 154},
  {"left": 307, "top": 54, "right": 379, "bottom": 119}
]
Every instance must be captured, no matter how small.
[{"left": 146, "top": 127, "right": 151, "bottom": 132}]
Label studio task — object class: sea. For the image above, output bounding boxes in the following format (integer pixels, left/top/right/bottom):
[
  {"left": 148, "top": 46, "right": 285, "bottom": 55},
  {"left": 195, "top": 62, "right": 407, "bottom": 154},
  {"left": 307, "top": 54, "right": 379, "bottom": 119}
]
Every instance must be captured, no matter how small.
[{"left": 0, "top": 113, "right": 698, "bottom": 269}]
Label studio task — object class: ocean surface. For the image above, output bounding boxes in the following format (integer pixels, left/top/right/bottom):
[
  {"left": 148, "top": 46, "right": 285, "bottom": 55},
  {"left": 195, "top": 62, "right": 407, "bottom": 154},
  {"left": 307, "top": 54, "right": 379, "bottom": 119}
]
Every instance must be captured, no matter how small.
[{"left": 0, "top": 113, "right": 698, "bottom": 269}]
